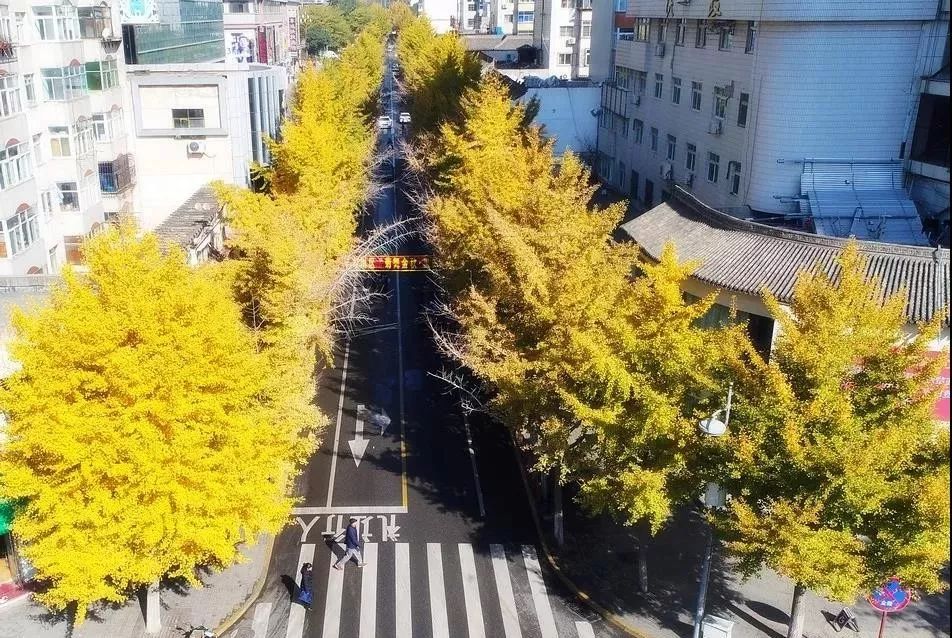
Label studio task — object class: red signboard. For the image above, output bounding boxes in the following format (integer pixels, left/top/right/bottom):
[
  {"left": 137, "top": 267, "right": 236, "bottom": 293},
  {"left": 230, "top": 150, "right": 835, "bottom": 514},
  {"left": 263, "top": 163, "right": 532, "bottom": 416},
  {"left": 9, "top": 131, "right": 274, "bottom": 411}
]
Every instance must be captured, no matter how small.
[
  {"left": 256, "top": 27, "right": 268, "bottom": 64},
  {"left": 361, "top": 255, "right": 431, "bottom": 271}
]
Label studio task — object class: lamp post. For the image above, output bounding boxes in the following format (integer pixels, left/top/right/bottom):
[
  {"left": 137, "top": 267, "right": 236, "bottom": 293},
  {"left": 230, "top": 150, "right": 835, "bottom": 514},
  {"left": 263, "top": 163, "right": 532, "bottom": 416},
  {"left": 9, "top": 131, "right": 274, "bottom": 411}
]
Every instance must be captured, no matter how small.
[{"left": 692, "top": 382, "right": 732, "bottom": 638}]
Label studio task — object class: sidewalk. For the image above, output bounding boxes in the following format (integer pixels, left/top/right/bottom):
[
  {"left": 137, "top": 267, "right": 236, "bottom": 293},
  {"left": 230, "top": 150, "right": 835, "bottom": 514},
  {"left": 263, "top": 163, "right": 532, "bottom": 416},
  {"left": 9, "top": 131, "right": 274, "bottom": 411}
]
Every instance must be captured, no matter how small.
[
  {"left": 0, "top": 535, "right": 269, "bottom": 638},
  {"left": 541, "top": 483, "right": 950, "bottom": 638}
]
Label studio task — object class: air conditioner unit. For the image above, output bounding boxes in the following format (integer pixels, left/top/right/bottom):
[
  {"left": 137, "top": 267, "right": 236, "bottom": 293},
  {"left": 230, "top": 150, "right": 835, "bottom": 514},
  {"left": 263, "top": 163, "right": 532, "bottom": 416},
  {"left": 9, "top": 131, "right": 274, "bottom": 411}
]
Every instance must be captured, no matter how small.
[
  {"left": 708, "top": 118, "right": 723, "bottom": 135},
  {"left": 655, "top": 42, "right": 666, "bottom": 57},
  {"left": 187, "top": 140, "right": 207, "bottom": 155},
  {"left": 660, "top": 162, "right": 673, "bottom": 180},
  {"left": 566, "top": 37, "right": 576, "bottom": 45},
  {"left": 686, "top": 172, "right": 695, "bottom": 186}
]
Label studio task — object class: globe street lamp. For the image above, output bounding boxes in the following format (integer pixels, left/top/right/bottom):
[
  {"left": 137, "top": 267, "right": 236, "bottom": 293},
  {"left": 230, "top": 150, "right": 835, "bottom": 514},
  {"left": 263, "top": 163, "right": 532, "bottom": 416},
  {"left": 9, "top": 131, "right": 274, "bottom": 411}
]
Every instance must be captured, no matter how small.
[{"left": 692, "top": 382, "right": 732, "bottom": 638}]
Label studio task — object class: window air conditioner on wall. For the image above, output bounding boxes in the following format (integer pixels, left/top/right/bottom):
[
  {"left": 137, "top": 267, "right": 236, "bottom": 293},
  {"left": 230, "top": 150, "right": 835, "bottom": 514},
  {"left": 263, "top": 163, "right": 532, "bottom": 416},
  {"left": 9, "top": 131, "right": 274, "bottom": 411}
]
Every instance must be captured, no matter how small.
[
  {"left": 708, "top": 119, "right": 723, "bottom": 135},
  {"left": 566, "top": 37, "right": 576, "bottom": 45},
  {"left": 660, "top": 162, "right": 673, "bottom": 180},
  {"left": 187, "top": 140, "right": 207, "bottom": 155}
]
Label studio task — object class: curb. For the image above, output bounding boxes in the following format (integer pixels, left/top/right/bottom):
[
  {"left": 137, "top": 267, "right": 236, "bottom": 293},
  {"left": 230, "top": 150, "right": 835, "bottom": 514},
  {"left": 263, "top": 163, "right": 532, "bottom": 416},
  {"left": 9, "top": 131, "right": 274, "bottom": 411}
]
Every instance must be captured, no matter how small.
[
  {"left": 508, "top": 434, "right": 654, "bottom": 638},
  {"left": 213, "top": 533, "right": 276, "bottom": 636}
]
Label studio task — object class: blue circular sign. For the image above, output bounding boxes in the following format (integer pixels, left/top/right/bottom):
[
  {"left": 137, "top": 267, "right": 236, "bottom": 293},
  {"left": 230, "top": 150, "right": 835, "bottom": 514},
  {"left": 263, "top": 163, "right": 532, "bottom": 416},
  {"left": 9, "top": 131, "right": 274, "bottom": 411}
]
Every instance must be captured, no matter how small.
[{"left": 867, "top": 578, "right": 911, "bottom": 613}]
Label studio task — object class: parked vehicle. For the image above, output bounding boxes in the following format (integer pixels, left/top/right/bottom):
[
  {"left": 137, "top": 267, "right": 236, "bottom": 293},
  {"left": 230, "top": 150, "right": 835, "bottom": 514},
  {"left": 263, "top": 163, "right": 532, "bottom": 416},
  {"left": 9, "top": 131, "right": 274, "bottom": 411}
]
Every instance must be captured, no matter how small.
[
  {"left": 377, "top": 115, "right": 393, "bottom": 130},
  {"left": 398, "top": 112, "right": 411, "bottom": 124}
]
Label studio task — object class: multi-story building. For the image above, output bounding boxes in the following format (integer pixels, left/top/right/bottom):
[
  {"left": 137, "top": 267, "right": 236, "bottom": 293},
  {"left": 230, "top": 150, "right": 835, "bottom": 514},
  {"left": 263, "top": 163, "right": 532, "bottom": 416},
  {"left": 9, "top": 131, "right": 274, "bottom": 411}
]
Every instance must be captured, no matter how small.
[
  {"left": 532, "top": 0, "right": 591, "bottom": 77},
  {"left": 591, "top": 0, "right": 950, "bottom": 245},
  {"left": 223, "top": 0, "right": 303, "bottom": 82}
]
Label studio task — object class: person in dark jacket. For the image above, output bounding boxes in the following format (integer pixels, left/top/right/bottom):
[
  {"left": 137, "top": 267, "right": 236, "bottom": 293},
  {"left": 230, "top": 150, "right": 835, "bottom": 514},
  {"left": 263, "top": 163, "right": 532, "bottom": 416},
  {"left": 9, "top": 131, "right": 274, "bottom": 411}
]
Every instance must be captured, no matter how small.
[{"left": 333, "top": 517, "right": 367, "bottom": 570}]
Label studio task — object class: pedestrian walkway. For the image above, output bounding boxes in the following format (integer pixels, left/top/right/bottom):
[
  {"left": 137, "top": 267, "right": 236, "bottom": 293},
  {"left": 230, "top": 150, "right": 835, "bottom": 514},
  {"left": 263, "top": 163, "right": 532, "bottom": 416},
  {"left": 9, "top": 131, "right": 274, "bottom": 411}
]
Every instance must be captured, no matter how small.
[{"left": 247, "top": 542, "right": 604, "bottom": 638}]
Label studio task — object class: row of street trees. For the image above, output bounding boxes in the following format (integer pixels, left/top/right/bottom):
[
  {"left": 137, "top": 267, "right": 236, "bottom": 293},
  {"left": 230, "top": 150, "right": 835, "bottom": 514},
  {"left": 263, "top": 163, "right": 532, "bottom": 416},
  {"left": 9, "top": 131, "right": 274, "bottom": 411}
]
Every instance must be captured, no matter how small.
[
  {"left": 0, "top": 21, "right": 389, "bottom": 625},
  {"left": 302, "top": 0, "right": 389, "bottom": 56},
  {"left": 394, "top": 13, "right": 949, "bottom": 637}
]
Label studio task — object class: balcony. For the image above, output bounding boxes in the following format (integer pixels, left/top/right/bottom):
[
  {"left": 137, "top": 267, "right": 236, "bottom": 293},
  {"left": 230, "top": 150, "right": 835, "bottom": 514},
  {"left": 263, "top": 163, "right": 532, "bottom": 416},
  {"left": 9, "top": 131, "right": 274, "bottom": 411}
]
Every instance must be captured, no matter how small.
[
  {"left": 98, "top": 153, "right": 136, "bottom": 196},
  {"left": 0, "top": 38, "right": 16, "bottom": 64}
]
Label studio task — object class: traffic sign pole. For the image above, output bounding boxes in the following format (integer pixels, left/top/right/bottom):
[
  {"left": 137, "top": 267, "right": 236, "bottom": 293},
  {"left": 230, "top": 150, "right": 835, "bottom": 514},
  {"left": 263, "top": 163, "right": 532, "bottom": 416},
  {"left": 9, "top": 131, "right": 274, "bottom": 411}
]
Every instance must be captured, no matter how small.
[{"left": 877, "top": 611, "right": 887, "bottom": 638}]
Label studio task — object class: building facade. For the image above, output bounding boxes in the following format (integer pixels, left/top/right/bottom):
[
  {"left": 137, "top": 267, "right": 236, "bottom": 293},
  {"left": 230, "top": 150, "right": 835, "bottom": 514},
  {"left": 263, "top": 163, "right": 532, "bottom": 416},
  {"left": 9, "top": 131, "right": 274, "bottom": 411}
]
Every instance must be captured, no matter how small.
[
  {"left": 532, "top": 0, "right": 591, "bottom": 77},
  {"left": 223, "top": 0, "right": 302, "bottom": 79},
  {"left": 591, "top": 0, "right": 950, "bottom": 245}
]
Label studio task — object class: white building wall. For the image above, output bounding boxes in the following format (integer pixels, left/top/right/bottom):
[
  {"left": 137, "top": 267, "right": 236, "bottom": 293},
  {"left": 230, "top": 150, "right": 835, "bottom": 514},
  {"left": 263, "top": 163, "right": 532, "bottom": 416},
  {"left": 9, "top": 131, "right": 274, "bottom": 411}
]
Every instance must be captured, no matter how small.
[
  {"left": 419, "top": 0, "right": 459, "bottom": 33},
  {"left": 624, "top": 0, "right": 938, "bottom": 22}
]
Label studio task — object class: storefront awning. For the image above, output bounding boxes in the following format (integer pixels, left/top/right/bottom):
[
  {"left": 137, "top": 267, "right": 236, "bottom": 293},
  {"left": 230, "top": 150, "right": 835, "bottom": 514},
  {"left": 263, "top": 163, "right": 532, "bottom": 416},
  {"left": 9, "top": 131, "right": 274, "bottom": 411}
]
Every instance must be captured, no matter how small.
[{"left": 0, "top": 499, "right": 13, "bottom": 535}]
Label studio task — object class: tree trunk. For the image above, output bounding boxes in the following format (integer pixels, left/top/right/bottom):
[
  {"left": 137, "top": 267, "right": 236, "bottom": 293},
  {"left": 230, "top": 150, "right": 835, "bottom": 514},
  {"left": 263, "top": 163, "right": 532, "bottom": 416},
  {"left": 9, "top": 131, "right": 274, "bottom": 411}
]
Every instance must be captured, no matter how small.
[
  {"left": 787, "top": 582, "right": 807, "bottom": 638},
  {"left": 553, "top": 477, "right": 564, "bottom": 547},
  {"left": 637, "top": 543, "right": 649, "bottom": 594},
  {"left": 145, "top": 581, "right": 162, "bottom": 634}
]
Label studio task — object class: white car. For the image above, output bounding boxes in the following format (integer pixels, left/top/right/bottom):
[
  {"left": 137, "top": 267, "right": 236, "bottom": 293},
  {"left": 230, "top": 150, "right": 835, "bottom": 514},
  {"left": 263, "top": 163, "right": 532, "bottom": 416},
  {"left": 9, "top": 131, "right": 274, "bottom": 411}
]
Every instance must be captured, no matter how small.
[
  {"left": 377, "top": 115, "right": 393, "bottom": 130},
  {"left": 398, "top": 112, "right": 411, "bottom": 124}
]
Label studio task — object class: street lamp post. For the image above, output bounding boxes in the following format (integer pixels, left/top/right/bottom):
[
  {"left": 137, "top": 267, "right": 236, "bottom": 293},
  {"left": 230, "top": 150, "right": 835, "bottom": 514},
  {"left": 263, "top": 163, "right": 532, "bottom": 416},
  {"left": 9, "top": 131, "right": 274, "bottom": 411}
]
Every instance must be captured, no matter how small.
[{"left": 692, "top": 382, "right": 733, "bottom": 638}]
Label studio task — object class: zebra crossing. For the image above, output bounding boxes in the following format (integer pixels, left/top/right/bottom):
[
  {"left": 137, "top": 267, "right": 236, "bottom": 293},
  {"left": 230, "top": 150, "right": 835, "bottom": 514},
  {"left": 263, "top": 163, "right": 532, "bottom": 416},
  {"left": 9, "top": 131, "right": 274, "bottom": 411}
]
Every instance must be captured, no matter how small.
[{"left": 252, "top": 542, "right": 600, "bottom": 638}]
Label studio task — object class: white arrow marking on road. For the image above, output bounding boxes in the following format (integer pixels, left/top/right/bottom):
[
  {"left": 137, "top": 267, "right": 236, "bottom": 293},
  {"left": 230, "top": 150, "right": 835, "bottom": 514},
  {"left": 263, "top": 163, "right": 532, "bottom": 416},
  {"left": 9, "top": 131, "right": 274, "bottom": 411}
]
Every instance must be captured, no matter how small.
[{"left": 349, "top": 403, "right": 369, "bottom": 466}]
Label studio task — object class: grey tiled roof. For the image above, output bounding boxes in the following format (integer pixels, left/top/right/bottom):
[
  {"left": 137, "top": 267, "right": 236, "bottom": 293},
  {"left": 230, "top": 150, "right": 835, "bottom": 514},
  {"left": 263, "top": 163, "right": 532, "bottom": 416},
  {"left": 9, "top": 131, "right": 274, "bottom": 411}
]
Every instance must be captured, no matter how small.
[
  {"left": 153, "top": 185, "right": 223, "bottom": 249},
  {"left": 620, "top": 187, "right": 950, "bottom": 326},
  {"left": 462, "top": 34, "right": 534, "bottom": 52}
]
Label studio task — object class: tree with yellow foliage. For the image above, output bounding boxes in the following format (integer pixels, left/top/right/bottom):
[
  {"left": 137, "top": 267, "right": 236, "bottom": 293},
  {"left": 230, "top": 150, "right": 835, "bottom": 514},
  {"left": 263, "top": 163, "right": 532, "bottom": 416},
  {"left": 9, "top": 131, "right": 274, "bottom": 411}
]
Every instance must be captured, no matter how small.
[
  {"left": 707, "top": 244, "right": 950, "bottom": 638},
  {"left": 0, "top": 223, "right": 298, "bottom": 623}
]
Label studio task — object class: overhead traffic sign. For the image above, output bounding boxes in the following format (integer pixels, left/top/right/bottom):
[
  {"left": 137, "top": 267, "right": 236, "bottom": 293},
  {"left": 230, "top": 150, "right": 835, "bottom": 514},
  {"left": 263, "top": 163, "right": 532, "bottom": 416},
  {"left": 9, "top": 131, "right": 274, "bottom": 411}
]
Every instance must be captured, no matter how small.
[{"left": 361, "top": 255, "right": 431, "bottom": 271}]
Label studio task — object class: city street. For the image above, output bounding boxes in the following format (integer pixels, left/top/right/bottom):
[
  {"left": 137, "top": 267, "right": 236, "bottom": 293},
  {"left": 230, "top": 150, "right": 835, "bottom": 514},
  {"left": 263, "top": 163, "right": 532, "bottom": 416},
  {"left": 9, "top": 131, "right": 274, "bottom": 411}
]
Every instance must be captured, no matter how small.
[{"left": 221, "top": 50, "right": 620, "bottom": 638}]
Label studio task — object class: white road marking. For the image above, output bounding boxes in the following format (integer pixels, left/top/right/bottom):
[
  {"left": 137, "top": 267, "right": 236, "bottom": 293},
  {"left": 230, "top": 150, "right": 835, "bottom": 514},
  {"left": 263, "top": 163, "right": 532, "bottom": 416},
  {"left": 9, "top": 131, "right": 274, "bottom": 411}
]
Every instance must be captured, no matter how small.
[
  {"left": 458, "top": 544, "right": 486, "bottom": 638},
  {"left": 252, "top": 602, "right": 272, "bottom": 638},
  {"left": 358, "top": 543, "right": 378, "bottom": 638},
  {"left": 321, "top": 544, "right": 345, "bottom": 638},
  {"left": 576, "top": 621, "right": 596, "bottom": 637},
  {"left": 523, "top": 545, "right": 558, "bottom": 638},
  {"left": 462, "top": 413, "right": 486, "bottom": 518},
  {"left": 395, "top": 543, "right": 412, "bottom": 638},
  {"left": 292, "top": 506, "right": 408, "bottom": 515},
  {"left": 427, "top": 543, "right": 449, "bottom": 638},
  {"left": 286, "top": 544, "right": 315, "bottom": 638},
  {"left": 325, "top": 340, "right": 352, "bottom": 507},
  {"left": 490, "top": 544, "right": 523, "bottom": 638}
]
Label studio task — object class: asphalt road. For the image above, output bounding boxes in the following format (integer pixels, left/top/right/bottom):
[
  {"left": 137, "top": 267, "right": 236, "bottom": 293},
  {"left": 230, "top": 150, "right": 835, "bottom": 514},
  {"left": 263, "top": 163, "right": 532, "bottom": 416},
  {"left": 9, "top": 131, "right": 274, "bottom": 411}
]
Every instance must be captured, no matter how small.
[{"left": 223, "top": 49, "right": 620, "bottom": 638}]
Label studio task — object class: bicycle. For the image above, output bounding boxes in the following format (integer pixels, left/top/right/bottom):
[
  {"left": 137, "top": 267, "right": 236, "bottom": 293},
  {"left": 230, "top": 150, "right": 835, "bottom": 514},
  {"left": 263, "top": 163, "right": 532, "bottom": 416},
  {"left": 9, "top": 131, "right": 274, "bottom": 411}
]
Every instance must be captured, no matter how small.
[{"left": 176, "top": 624, "right": 216, "bottom": 638}]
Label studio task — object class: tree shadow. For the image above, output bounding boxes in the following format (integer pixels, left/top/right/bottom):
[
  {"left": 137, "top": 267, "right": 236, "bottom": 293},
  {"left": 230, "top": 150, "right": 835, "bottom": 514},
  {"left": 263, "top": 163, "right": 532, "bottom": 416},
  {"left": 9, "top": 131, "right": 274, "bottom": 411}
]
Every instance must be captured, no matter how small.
[{"left": 747, "top": 599, "right": 790, "bottom": 624}]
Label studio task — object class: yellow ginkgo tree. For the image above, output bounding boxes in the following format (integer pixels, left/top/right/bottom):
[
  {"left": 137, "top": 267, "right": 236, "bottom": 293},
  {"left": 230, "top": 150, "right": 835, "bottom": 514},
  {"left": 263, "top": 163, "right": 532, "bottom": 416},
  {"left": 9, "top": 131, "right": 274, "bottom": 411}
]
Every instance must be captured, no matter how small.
[{"left": 0, "top": 223, "right": 298, "bottom": 623}]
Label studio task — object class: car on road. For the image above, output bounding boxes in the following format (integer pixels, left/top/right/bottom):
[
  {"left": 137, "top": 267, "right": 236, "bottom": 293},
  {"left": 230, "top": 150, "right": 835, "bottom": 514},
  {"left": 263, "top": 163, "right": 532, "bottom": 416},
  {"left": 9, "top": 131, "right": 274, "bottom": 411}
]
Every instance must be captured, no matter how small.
[
  {"left": 398, "top": 112, "right": 411, "bottom": 124},
  {"left": 377, "top": 115, "right": 393, "bottom": 130}
]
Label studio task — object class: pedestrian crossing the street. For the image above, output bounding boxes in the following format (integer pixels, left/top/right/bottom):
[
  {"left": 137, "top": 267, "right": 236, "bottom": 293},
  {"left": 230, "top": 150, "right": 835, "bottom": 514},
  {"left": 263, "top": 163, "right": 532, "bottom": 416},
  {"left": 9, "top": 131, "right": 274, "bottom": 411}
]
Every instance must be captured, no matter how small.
[{"left": 255, "top": 542, "right": 600, "bottom": 638}]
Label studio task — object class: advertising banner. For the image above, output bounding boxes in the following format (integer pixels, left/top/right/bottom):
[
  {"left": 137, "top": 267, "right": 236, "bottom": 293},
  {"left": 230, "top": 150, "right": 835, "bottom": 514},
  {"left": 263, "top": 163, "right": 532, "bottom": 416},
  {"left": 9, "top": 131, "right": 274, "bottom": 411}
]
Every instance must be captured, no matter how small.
[{"left": 119, "top": 0, "right": 159, "bottom": 24}]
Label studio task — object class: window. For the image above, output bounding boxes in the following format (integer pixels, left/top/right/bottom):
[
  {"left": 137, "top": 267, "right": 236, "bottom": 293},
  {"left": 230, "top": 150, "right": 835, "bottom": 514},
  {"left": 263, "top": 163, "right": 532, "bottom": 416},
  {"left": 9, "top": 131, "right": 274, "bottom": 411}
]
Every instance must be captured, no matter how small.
[
  {"left": 686, "top": 143, "right": 696, "bottom": 172},
  {"left": 675, "top": 18, "right": 686, "bottom": 45},
  {"left": 707, "top": 152, "right": 720, "bottom": 183},
  {"left": 41, "top": 190, "right": 53, "bottom": 214},
  {"left": 583, "top": 49, "right": 590, "bottom": 65},
  {"left": 24, "top": 74, "right": 35, "bottom": 105},
  {"left": 632, "top": 119, "right": 643, "bottom": 144},
  {"left": 49, "top": 126, "right": 70, "bottom": 157},
  {"left": 14, "top": 11, "right": 25, "bottom": 44},
  {"left": 0, "top": 11, "right": 11, "bottom": 47},
  {"left": 671, "top": 77, "right": 681, "bottom": 104},
  {"left": 560, "top": 26, "right": 574, "bottom": 37},
  {"left": 650, "top": 126, "right": 658, "bottom": 152},
  {"left": 504, "top": 14, "right": 512, "bottom": 23},
  {"left": 581, "top": 21, "right": 591, "bottom": 37},
  {"left": 614, "top": 0, "right": 626, "bottom": 11},
  {"left": 633, "top": 71, "right": 646, "bottom": 95},
  {"left": 718, "top": 22, "right": 734, "bottom": 50},
  {"left": 224, "top": 1, "right": 250, "bottom": 13},
  {"left": 42, "top": 65, "right": 87, "bottom": 101},
  {"left": 0, "top": 142, "right": 32, "bottom": 191},
  {"left": 64, "top": 235, "right": 83, "bottom": 264},
  {"left": 517, "top": 11, "right": 533, "bottom": 23},
  {"left": 694, "top": 19, "right": 706, "bottom": 47},
  {"left": 666, "top": 134, "right": 676, "bottom": 161},
  {"left": 78, "top": 6, "right": 111, "bottom": 39},
  {"left": 98, "top": 155, "right": 134, "bottom": 193},
  {"left": 57, "top": 181, "right": 80, "bottom": 210},
  {"left": 653, "top": 73, "right": 663, "bottom": 99},
  {"left": 172, "top": 108, "right": 205, "bottom": 129},
  {"left": 617, "top": 115, "right": 629, "bottom": 137},
  {"left": 614, "top": 66, "right": 632, "bottom": 89},
  {"left": 468, "top": 2, "right": 477, "bottom": 11},
  {"left": 635, "top": 18, "right": 650, "bottom": 41},
  {"left": 32, "top": 133, "right": 42, "bottom": 164},
  {"left": 745, "top": 21, "right": 757, "bottom": 53},
  {"left": 92, "top": 113, "right": 108, "bottom": 141},
  {"left": 713, "top": 93, "right": 727, "bottom": 119},
  {"left": 33, "top": 5, "right": 79, "bottom": 41},
  {"left": 74, "top": 119, "right": 93, "bottom": 156},
  {"left": 655, "top": 19, "right": 665, "bottom": 43},
  {"left": 560, "top": 0, "right": 572, "bottom": 7},
  {"left": 0, "top": 75, "right": 21, "bottom": 118},
  {"left": 728, "top": 161, "right": 741, "bottom": 195},
  {"left": 5, "top": 206, "right": 39, "bottom": 255},
  {"left": 737, "top": 92, "right": 749, "bottom": 127},
  {"left": 466, "top": 18, "right": 474, "bottom": 28},
  {"left": 85, "top": 58, "right": 118, "bottom": 91},
  {"left": 691, "top": 81, "right": 702, "bottom": 111},
  {"left": 558, "top": 53, "right": 572, "bottom": 65}
]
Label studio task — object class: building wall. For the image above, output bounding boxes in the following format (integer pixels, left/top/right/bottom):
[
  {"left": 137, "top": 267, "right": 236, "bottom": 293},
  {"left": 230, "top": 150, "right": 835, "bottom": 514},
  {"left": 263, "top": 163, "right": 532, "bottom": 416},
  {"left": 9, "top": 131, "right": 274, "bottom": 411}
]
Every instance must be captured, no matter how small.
[
  {"left": 518, "top": 85, "right": 599, "bottom": 156},
  {"left": 625, "top": 0, "right": 938, "bottom": 22},
  {"left": 533, "top": 0, "right": 591, "bottom": 78}
]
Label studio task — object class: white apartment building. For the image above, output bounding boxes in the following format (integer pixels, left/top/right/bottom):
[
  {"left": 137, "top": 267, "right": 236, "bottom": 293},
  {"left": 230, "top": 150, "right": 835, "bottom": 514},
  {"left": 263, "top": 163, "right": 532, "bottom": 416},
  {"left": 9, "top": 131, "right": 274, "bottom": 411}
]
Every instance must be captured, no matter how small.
[
  {"left": 532, "top": 0, "right": 591, "bottom": 77},
  {"left": 590, "top": 0, "right": 950, "bottom": 245}
]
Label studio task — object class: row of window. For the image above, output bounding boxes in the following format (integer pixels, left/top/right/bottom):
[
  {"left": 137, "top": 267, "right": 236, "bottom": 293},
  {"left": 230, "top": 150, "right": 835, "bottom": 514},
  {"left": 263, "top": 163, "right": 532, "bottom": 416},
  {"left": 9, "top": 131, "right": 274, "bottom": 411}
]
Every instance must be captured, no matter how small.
[
  {"left": 558, "top": 22, "right": 592, "bottom": 38},
  {"left": 0, "top": 63, "right": 120, "bottom": 121},
  {"left": 621, "top": 19, "right": 757, "bottom": 53},
  {"left": 2, "top": 5, "right": 113, "bottom": 44},
  {"left": 613, "top": 67, "right": 751, "bottom": 128}
]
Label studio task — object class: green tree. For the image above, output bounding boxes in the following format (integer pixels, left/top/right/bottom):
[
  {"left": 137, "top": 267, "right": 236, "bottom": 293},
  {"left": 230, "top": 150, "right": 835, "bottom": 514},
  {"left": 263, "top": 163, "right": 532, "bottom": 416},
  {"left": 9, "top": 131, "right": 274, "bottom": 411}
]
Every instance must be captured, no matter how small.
[
  {"left": 303, "top": 5, "right": 352, "bottom": 55},
  {"left": 0, "top": 224, "right": 298, "bottom": 623},
  {"left": 709, "top": 244, "right": 950, "bottom": 638}
]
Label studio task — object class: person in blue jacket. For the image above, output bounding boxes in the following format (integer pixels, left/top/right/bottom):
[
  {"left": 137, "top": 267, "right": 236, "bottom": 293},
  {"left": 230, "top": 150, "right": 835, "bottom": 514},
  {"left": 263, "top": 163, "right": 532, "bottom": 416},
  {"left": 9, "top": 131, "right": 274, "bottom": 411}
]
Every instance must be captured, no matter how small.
[{"left": 333, "top": 517, "right": 368, "bottom": 570}]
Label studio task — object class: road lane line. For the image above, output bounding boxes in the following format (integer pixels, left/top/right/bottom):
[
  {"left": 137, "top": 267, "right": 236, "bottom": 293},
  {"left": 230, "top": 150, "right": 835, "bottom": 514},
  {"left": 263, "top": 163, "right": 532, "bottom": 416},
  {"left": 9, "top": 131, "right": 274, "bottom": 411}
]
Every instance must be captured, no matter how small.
[
  {"left": 490, "top": 544, "right": 523, "bottom": 638},
  {"left": 395, "top": 543, "right": 412, "bottom": 638},
  {"left": 523, "top": 545, "right": 558, "bottom": 638},
  {"left": 576, "top": 621, "right": 596, "bottom": 638},
  {"left": 396, "top": 269, "right": 408, "bottom": 509},
  {"left": 462, "top": 413, "right": 486, "bottom": 518},
  {"left": 286, "top": 544, "right": 315, "bottom": 638},
  {"left": 458, "top": 544, "right": 486, "bottom": 638},
  {"left": 326, "top": 340, "right": 352, "bottom": 508},
  {"left": 359, "top": 543, "right": 378, "bottom": 638},
  {"left": 427, "top": 543, "right": 449, "bottom": 638},
  {"left": 321, "top": 544, "right": 345, "bottom": 638},
  {"left": 292, "top": 506, "right": 408, "bottom": 515},
  {"left": 252, "top": 602, "right": 272, "bottom": 638}
]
